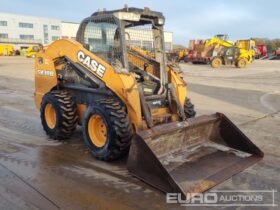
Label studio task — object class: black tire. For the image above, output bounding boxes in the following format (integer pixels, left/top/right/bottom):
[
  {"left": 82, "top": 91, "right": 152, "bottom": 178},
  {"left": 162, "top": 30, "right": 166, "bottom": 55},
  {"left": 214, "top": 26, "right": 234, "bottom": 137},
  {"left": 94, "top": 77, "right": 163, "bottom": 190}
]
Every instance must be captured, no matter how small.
[
  {"left": 40, "top": 90, "right": 78, "bottom": 140},
  {"left": 184, "top": 98, "right": 196, "bottom": 118},
  {"left": 82, "top": 98, "right": 132, "bottom": 161}
]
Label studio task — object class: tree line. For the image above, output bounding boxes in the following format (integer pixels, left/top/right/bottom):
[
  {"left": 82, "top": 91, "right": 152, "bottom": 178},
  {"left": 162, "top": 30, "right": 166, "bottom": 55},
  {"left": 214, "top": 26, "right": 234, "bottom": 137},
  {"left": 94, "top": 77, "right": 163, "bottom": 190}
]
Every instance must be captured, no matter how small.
[{"left": 253, "top": 38, "right": 280, "bottom": 52}]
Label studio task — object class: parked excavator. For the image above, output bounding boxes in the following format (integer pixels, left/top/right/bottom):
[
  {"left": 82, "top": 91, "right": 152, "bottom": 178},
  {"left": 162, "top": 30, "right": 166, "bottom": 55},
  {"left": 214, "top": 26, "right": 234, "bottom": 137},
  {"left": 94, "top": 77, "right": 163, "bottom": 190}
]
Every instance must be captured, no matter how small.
[{"left": 34, "top": 7, "right": 263, "bottom": 198}]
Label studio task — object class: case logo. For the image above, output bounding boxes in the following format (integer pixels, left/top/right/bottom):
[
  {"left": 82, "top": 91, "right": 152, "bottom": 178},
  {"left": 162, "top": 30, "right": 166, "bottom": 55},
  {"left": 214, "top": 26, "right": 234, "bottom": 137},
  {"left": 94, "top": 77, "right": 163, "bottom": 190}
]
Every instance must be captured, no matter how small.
[
  {"left": 77, "top": 51, "right": 106, "bottom": 78},
  {"left": 37, "top": 70, "right": 54, "bottom": 77}
]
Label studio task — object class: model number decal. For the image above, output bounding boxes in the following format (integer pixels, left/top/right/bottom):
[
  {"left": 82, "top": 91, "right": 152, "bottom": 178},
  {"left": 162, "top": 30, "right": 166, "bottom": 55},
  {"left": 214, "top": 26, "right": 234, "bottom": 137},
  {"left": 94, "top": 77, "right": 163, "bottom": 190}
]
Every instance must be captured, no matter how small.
[
  {"left": 77, "top": 51, "right": 106, "bottom": 78},
  {"left": 37, "top": 70, "right": 54, "bottom": 77}
]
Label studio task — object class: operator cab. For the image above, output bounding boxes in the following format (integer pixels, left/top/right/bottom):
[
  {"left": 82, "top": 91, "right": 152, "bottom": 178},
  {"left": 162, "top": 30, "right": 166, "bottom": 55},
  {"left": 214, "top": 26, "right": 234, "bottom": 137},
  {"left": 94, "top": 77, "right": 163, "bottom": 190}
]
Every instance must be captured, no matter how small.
[
  {"left": 215, "top": 34, "right": 229, "bottom": 41},
  {"left": 76, "top": 7, "right": 167, "bottom": 97}
]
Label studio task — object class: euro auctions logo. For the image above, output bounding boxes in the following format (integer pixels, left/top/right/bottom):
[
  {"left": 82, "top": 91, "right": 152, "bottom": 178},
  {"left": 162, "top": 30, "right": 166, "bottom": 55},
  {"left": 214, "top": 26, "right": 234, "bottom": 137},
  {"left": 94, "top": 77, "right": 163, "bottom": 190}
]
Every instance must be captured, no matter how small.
[{"left": 166, "top": 190, "right": 278, "bottom": 207}]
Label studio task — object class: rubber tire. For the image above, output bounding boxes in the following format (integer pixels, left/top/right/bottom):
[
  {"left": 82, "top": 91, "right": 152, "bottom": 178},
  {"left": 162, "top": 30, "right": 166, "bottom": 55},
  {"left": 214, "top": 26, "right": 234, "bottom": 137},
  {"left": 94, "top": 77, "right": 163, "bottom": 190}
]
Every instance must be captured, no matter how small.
[
  {"left": 211, "top": 57, "right": 222, "bottom": 68},
  {"left": 41, "top": 90, "right": 78, "bottom": 140},
  {"left": 184, "top": 98, "right": 196, "bottom": 118},
  {"left": 237, "top": 58, "right": 247, "bottom": 68},
  {"left": 82, "top": 98, "right": 132, "bottom": 161}
]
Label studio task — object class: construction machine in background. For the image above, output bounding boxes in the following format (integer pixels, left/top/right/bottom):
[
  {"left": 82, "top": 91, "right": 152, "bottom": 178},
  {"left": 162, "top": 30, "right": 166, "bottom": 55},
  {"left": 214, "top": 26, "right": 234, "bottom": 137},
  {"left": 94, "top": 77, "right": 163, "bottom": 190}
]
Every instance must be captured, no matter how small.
[
  {"left": 205, "top": 34, "right": 234, "bottom": 48},
  {"left": 187, "top": 35, "right": 233, "bottom": 64},
  {"left": 167, "top": 48, "right": 188, "bottom": 63},
  {"left": 34, "top": 7, "right": 263, "bottom": 198},
  {"left": 0, "top": 44, "right": 14, "bottom": 56},
  {"left": 210, "top": 46, "right": 252, "bottom": 68},
  {"left": 26, "top": 45, "right": 41, "bottom": 58},
  {"left": 206, "top": 37, "right": 256, "bottom": 68},
  {"left": 255, "top": 45, "right": 268, "bottom": 59},
  {"left": 235, "top": 39, "right": 256, "bottom": 59},
  {"left": 187, "top": 40, "right": 213, "bottom": 64},
  {"left": 214, "top": 34, "right": 230, "bottom": 41}
]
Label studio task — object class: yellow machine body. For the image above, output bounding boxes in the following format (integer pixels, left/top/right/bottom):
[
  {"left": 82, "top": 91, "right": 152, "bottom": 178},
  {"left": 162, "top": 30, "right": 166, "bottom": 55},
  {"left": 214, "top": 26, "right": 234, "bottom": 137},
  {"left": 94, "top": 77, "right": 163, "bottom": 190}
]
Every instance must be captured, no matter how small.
[
  {"left": 35, "top": 39, "right": 187, "bottom": 131},
  {"left": 26, "top": 45, "right": 40, "bottom": 58},
  {"left": 0, "top": 44, "right": 14, "bottom": 56}
]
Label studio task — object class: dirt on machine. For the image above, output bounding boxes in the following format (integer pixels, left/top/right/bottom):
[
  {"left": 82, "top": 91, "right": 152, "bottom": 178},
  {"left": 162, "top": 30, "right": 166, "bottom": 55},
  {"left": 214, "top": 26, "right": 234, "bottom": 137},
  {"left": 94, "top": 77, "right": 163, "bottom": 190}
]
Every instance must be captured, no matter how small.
[{"left": 34, "top": 7, "right": 263, "bottom": 198}]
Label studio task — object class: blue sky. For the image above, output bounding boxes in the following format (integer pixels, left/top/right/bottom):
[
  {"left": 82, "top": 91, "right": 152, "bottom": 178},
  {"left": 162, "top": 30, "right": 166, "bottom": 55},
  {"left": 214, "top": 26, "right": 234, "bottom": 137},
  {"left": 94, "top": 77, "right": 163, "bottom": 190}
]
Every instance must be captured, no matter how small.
[{"left": 1, "top": 0, "right": 279, "bottom": 45}]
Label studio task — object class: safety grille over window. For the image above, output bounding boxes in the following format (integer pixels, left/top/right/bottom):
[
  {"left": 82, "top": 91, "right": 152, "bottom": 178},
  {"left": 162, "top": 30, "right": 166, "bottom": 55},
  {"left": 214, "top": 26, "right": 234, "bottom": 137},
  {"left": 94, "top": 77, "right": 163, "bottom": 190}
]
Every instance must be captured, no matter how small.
[
  {"left": 84, "top": 18, "right": 122, "bottom": 66},
  {"left": 125, "top": 24, "right": 155, "bottom": 57}
]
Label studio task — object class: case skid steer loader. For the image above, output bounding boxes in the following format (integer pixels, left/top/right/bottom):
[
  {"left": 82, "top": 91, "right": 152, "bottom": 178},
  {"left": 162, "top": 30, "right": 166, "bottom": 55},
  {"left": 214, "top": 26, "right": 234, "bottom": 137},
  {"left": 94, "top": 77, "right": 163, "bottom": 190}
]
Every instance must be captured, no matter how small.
[{"left": 34, "top": 7, "right": 263, "bottom": 198}]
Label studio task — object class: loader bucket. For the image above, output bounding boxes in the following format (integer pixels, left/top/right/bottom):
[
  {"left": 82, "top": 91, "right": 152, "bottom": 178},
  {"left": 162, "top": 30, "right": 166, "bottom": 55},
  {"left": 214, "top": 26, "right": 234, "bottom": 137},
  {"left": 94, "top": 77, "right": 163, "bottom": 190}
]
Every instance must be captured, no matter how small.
[{"left": 127, "top": 113, "right": 263, "bottom": 197}]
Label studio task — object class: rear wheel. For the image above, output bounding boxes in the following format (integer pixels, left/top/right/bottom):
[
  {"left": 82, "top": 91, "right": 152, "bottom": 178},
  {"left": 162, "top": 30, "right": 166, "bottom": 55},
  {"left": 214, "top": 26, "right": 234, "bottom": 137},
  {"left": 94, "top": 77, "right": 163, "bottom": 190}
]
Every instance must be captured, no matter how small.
[
  {"left": 211, "top": 57, "right": 222, "bottom": 68},
  {"left": 82, "top": 98, "right": 132, "bottom": 160},
  {"left": 41, "top": 90, "right": 78, "bottom": 140},
  {"left": 184, "top": 98, "right": 196, "bottom": 118},
  {"left": 236, "top": 58, "right": 247, "bottom": 68}
]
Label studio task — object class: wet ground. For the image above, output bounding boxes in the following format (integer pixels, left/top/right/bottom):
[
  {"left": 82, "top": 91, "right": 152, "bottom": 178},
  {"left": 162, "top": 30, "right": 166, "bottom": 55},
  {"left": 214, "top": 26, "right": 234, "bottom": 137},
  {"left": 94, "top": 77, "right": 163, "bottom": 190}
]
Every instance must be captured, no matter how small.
[{"left": 0, "top": 57, "right": 279, "bottom": 210}]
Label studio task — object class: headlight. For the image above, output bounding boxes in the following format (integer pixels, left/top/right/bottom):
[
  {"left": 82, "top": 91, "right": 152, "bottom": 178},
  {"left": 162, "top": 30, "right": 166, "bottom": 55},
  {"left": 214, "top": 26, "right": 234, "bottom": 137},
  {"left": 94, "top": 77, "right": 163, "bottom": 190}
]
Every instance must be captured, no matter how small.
[
  {"left": 156, "top": 18, "right": 165, "bottom": 25},
  {"left": 114, "top": 12, "right": 141, "bottom": 22}
]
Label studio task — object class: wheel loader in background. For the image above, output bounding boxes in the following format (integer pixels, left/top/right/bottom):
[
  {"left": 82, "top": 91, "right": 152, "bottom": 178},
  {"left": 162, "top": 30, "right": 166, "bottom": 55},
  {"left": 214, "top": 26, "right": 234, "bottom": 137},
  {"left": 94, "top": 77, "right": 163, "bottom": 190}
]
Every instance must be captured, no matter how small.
[
  {"left": 34, "top": 7, "right": 263, "bottom": 198},
  {"left": 26, "top": 45, "right": 40, "bottom": 58},
  {"left": 206, "top": 37, "right": 256, "bottom": 68}
]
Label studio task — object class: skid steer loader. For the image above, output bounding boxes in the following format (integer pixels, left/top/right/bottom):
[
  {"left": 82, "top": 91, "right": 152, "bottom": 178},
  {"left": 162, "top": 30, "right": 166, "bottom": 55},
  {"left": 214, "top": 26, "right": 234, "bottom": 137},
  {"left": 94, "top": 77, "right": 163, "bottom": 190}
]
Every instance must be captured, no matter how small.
[{"left": 34, "top": 7, "right": 263, "bottom": 198}]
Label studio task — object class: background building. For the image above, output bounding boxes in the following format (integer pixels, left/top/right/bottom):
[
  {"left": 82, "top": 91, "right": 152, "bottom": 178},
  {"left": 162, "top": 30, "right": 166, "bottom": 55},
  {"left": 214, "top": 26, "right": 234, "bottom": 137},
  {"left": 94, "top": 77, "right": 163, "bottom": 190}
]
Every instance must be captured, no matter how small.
[
  {"left": 0, "top": 12, "right": 61, "bottom": 49},
  {"left": 61, "top": 22, "right": 79, "bottom": 40},
  {"left": 0, "top": 12, "right": 173, "bottom": 51}
]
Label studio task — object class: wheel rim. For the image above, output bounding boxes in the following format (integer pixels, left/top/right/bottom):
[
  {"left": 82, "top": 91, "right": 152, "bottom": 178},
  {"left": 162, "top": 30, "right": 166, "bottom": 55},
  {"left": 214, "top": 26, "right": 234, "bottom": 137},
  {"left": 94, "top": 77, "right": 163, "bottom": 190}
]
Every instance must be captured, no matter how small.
[
  {"left": 239, "top": 60, "right": 246, "bottom": 68},
  {"left": 212, "top": 59, "right": 221, "bottom": 68},
  {"left": 45, "top": 103, "right": 57, "bottom": 129},
  {"left": 88, "top": 114, "right": 107, "bottom": 147}
]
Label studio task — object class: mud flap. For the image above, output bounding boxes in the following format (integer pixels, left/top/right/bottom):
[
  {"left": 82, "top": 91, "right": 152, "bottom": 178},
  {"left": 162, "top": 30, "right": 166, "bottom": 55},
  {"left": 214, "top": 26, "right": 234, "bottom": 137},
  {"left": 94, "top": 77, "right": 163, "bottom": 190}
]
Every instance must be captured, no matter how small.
[{"left": 127, "top": 113, "right": 263, "bottom": 197}]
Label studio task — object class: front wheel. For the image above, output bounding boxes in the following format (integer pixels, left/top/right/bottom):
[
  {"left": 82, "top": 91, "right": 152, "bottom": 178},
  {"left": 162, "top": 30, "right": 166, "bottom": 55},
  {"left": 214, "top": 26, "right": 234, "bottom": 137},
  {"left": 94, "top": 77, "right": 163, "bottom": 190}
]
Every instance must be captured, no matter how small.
[
  {"left": 82, "top": 98, "right": 132, "bottom": 161},
  {"left": 40, "top": 90, "right": 78, "bottom": 140},
  {"left": 236, "top": 58, "right": 247, "bottom": 68},
  {"left": 211, "top": 57, "right": 222, "bottom": 68}
]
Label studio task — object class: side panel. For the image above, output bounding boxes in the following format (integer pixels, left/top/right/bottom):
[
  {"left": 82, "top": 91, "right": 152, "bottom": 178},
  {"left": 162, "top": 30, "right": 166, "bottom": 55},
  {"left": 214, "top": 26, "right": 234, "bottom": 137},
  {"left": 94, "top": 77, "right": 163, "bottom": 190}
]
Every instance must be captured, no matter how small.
[
  {"left": 169, "top": 68, "right": 187, "bottom": 107},
  {"left": 34, "top": 53, "right": 58, "bottom": 109},
  {"left": 34, "top": 39, "right": 143, "bottom": 130}
]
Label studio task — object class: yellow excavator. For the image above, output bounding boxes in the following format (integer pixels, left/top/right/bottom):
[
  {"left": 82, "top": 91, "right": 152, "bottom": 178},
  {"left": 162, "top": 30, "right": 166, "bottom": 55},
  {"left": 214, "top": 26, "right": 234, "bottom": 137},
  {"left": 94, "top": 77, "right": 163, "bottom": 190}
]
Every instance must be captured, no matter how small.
[
  {"left": 34, "top": 7, "right": 263, "bottom": 198},
  {"left": 206, "top": 35, "right": 255, "bottom": 68}
]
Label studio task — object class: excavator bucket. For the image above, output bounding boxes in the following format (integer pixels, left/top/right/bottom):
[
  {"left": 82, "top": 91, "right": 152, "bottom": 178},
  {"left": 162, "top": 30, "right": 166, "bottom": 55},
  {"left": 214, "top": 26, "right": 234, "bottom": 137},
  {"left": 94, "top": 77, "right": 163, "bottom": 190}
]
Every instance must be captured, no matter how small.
[{"left": 127, "top": 113, "right": 263, "bottom": 197}]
